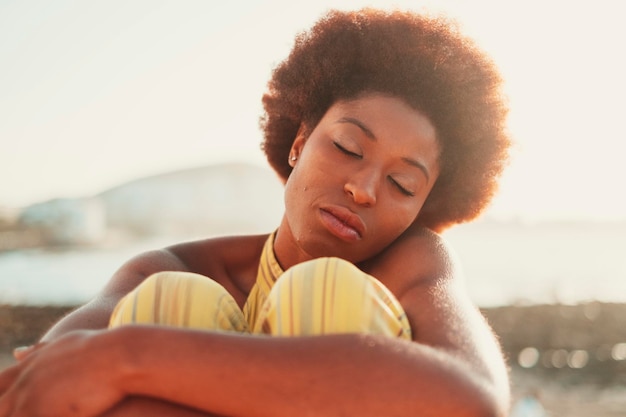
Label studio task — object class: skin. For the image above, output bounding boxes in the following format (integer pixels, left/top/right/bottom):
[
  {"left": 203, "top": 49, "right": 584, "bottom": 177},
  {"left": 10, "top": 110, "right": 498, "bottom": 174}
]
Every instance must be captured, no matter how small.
[{"left": 0, "top": 94, "right": 510, "bottom": 417}]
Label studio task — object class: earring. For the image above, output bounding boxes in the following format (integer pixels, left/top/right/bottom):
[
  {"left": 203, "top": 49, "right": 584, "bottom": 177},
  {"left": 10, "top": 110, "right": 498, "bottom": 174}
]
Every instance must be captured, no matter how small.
[{"left": 291, "top": 156, "right": 297, "bottom": 161}]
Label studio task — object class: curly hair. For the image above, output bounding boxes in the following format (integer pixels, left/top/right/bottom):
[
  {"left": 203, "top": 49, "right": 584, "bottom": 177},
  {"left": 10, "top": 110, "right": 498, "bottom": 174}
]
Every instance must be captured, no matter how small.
[{"left": 260, "top": 8, "right": 511, "bottom": 232}]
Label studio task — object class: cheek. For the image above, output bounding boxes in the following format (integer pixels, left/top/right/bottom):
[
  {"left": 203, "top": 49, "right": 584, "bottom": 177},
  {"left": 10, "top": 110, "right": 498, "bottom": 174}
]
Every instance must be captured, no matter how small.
[
  {"left": 383, "top": 200, "right": 423, "bottom": 230},
  {"left": 283, "top": 174, "right": 302, "bottom": 212},
  {"left": 283, "top": 168, "right": 314, "bottom": 219}
]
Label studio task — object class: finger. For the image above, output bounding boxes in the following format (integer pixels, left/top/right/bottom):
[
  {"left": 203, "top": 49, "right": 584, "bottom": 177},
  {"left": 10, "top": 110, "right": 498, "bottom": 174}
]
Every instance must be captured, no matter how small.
[
  {"left": 12, "top": 346, "right": 32, "bottom": 362},
  {"left": 12, "top": 342, "right": 46, "bottom": 362}
]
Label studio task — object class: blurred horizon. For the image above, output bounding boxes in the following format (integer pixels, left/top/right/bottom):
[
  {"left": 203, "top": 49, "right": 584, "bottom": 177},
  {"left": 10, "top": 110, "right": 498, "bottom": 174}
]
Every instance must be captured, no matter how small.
[{"left": 4, "top": 159, "right": 626, "bottom": 227}]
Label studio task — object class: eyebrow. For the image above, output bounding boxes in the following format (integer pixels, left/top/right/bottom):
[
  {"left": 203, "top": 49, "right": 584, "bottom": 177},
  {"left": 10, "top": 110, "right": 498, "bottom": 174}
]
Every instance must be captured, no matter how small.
[
  {"left": 337, "top": 116, "right": 431, "bottom": 181},
  {"left": 402, "top": 157, "right": 430, "bottom": 182},
  {"left": 338, "top": 117, "right": 376, "bottom": 140}
]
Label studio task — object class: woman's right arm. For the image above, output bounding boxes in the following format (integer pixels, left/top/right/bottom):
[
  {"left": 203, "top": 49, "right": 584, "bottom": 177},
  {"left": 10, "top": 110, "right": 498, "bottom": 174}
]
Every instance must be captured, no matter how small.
[
  {"left": 39, "top": 233, "right": 266, "bottom": 342},
  {"left": 40, "top": 248, "right": 190, "bottom": 342}
]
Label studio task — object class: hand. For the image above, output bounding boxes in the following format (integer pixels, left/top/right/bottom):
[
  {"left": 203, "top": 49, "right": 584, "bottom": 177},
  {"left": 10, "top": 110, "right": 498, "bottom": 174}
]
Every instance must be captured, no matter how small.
[{"left": 0, "top": 330, "right": 126, "bottom": 417}]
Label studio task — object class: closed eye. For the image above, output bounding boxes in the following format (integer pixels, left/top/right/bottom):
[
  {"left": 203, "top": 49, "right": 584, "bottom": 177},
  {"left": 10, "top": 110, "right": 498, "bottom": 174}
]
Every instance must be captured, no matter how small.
[
  {"left": 388, "top": 176, "right": 415, "bottom": 197},
  {"left": 333, "top": 141, "right": 362, "bottom": 159}
]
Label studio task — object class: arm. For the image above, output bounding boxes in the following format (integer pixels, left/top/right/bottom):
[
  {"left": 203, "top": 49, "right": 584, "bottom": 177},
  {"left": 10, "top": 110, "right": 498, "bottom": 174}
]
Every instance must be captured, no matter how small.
[
  {"left": 365, "top": 226, "right": 511, "bottom": 414},
  {"left": 1, "top": 326, "right": 505, "bottom": 417},
  {"left": 40, "top": 234, "right": 266, "bottom": 341},
  {"left": 41, "top": 248, "right": 190, "bottom": 341},
  {"left": 0, "top": 229, "right": 509, "bottom": 417},
  {"left": 123, "top": 325, "right": 507, "bottom": 417}
]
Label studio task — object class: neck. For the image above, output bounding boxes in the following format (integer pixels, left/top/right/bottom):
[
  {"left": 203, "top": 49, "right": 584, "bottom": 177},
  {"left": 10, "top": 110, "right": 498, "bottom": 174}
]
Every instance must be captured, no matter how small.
[{"left": 273, "top": 217, "right": 315, "bottom": 271}]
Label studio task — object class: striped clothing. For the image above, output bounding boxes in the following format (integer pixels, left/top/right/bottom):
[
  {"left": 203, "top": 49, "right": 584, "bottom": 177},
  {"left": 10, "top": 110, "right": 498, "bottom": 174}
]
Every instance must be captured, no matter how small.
[{"left": 110, "top": 232, "right": 412, "bottom": 340}]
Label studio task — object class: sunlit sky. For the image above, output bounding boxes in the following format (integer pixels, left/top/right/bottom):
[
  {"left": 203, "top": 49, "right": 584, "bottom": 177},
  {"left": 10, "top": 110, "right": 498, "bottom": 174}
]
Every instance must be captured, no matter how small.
[{"left": 1, "top": 0, "right": 625, "bottom": 222}]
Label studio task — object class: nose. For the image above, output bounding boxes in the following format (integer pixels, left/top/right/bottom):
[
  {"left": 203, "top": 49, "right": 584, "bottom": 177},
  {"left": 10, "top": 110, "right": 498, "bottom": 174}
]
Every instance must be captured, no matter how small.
[{"left": 344, "top": 169, "right": 378, "bottom": 206}]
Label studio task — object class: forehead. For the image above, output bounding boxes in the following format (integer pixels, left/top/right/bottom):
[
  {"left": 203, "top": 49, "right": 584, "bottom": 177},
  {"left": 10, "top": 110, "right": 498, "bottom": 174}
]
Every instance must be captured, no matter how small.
[
  {"left": 321, "top": 94, "right": 439, "bottom": 154},
  {"left": 329, "top": 93, "right": 433, "bottom": 130}
]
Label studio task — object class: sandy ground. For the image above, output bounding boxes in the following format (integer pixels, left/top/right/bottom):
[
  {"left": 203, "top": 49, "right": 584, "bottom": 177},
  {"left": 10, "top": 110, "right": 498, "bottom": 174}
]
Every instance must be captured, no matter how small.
[{"left": 1, "top": 304, "right": 626, "bottom": 416}]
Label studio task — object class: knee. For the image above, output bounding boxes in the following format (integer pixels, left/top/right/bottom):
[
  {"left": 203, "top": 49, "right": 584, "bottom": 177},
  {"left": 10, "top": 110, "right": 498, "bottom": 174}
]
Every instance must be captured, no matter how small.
[
  {"left": 255, "top": 257, "right": 411, "bottom": 338},
  {"left": 267, "top": 257, "right": 370, "bottom": 316},
  {"left": 109, "top": 271, "right": 247, "bottom": 332}
]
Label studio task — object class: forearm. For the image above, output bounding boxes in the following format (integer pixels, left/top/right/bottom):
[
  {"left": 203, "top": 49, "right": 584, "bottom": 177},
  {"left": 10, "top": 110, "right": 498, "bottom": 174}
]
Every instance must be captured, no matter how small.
[{"left": 109, "top": 326, "right": 505, "bottom": 417}]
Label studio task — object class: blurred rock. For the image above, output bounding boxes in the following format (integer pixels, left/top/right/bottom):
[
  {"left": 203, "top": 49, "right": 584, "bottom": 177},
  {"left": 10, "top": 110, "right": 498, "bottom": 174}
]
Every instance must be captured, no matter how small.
[
  {"left": 99, "top": 163, "right": 283, "bottom": 237},
  {"left": 482, "top": 302, "right": 626, "bottom": 385},
  {"left": 1, "top": 163, "right": 285, "bottom": 250},
  {"left": 19, "top": 197, "right": 106, "bottom": 245}
]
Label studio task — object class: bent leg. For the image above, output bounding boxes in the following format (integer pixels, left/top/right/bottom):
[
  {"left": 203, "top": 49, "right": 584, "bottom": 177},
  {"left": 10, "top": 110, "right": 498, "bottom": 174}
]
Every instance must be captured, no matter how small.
[
  {"left": 253, "top": 257, "right": 411, "bottom": 339},
  {"left": 109, "top": 271, "right": 248, "bottom": 333}
]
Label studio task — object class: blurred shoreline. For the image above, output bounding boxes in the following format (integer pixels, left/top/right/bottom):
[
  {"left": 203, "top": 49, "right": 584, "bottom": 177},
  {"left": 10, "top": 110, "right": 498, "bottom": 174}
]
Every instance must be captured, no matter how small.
[
  {"left": 1, "top": 302, "right": 626, "bottom": 415},
  {"left": 3, "top": 218, "right": 626, "bottom": 308}
]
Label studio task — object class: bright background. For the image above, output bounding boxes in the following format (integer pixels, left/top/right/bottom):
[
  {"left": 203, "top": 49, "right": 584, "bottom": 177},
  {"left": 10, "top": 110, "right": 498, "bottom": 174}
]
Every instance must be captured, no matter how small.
[{"left": 1, "top": 0, "right": 625, "bottom": 222}]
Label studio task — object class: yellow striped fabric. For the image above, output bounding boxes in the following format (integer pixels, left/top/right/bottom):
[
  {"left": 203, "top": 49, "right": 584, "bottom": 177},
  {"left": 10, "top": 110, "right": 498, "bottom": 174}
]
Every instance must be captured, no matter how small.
[
  {"left": 252, "top": 256, "right": 411, "bottom": 339},
  {"left": 109, "top": 271, "right": 248, "bottom": 332},
  {"left": 241, "top": 231, "right": 283, "bottom": 329},
  {"left": 109, "top": 232, "right": 411, "bottom": 340}
]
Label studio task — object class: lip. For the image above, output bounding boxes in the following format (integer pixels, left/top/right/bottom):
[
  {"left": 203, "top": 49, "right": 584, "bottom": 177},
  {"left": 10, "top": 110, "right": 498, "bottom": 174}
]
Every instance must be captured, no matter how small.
[{"left": 319, "top": 205, "right": 366, "bottom": 242}]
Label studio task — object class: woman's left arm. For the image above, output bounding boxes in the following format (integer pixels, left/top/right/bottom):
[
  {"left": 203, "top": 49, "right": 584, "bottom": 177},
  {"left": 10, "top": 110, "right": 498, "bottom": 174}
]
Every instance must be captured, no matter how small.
[{"left": 363, "top": 226, "right": 511, "bottom": 415}]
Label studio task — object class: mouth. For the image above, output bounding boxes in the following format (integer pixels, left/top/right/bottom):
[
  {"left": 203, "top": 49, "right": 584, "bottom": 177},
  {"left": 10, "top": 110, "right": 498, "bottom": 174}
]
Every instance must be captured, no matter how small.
[{"left": 319, "top": 206, "right": 366, "bottom": 242}]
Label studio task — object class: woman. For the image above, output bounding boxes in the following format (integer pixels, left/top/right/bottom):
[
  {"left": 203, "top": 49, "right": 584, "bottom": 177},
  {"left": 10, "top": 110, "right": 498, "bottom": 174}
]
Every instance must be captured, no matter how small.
[{"left": 0, "top": 8, "right": 512, "bottom": 417}]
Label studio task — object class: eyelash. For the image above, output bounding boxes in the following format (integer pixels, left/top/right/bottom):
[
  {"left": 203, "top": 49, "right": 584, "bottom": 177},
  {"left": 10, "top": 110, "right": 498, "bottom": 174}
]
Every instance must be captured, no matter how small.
[
  {"left": 333, "top": 141, "right": 362, "bottom": 159},
  {"left": 388, "top": 177, "right": 415, "bottom": 197},
  {"left": 334, "top": 141, "right": 415, "bottom": 197}
]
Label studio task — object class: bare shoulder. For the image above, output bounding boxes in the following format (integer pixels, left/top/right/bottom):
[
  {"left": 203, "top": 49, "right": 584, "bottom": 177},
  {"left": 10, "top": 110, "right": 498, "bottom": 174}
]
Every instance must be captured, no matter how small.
[
  {"left": 360, "top": 225, "right": 459, "bottom": 297},
  {"left": 104, "top": 233, "right": 270, "bottom": 298},
  {"left": 365, "top": 225, "right": 481, "bottom": 336},
  {"left": 42, "top": 233, "right": 270, "bottom": 340},
  {"left": 165, "top": 233, "right": 270, "bottom": 295}
]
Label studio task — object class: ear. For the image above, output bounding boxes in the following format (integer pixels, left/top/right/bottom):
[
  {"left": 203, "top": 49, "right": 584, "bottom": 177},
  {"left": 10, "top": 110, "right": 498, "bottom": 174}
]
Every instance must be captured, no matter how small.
[{"left": 288, "top": 124, "right": 308, "bottom": 167}]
